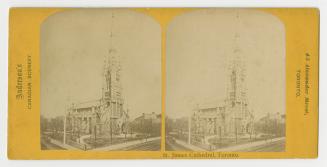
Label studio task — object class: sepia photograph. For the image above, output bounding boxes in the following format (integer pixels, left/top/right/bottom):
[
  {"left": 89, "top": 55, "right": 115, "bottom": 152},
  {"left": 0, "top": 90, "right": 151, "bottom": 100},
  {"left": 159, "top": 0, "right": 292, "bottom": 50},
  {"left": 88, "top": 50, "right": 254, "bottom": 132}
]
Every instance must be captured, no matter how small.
[
  {"left": 166, "top": 9, "right": 286, "bottom": 152},
  {"left": 40, "top": 9, "right": 161, "bottom": 151}
]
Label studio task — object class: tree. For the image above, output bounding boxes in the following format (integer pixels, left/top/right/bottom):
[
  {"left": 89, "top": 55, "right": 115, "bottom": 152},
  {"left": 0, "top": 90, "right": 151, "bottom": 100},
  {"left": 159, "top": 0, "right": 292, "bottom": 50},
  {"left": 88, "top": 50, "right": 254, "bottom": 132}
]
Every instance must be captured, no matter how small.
[{"left": 40, "top": 115, "right": 49, "bottom": 134}]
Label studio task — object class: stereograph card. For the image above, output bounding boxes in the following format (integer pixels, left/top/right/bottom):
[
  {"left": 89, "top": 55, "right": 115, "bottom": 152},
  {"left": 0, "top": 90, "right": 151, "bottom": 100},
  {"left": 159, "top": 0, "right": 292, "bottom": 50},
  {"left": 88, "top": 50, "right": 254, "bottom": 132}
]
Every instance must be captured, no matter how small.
[{"left": 8, "top": 8, "right": 319, "bottom": 159}]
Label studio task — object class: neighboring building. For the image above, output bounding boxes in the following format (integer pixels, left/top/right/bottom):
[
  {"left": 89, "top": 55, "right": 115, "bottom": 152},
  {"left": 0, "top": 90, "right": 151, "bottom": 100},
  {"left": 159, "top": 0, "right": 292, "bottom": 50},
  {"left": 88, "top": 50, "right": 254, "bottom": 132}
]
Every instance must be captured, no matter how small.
[
  {"left": 255, "top": 112, "right": 285, "bottom": 136},
  {"left": 133, "top": 112, "right": 161, "bottom": 125},
  {"left": 257, "top": 112, "right": 286, "bottom": 125},
  {"left": 191, "top": 33, "right": 254, "bottom": 140},
  {"left": 131, "top": 112, "right": 161, "bottom": 136}
]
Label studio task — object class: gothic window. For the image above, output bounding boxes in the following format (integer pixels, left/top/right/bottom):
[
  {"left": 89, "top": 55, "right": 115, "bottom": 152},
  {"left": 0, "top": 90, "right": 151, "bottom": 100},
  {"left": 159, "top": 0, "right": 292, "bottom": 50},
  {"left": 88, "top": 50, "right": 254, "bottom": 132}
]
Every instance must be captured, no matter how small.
[
  {"left": 116, "top": 69, "right": 120, "bottom": 81},
  {"left": 106, "top": 71, "right": 111, "bottom": 90}
]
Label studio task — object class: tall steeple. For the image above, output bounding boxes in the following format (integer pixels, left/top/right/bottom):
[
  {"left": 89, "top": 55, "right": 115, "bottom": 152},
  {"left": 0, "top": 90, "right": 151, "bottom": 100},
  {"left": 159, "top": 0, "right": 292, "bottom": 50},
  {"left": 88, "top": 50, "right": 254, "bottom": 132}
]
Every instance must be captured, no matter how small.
[
  {"left": 226, "top": 11, "right": 249, "bottom": 119},
  {"left": 102, "top": 12, "right": 124, "bottom": 118}
]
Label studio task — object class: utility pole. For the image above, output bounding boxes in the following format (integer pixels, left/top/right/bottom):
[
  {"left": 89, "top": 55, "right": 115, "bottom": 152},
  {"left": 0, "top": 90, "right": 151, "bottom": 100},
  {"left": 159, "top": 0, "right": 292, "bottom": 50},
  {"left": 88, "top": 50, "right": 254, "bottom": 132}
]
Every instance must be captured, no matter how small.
[
  {"left": 265, "top": 116, "right": 268, "bottom": 141},
  {"left": 124, "top": 122, "right": 127, "bottom": 139},
  {"left": 63, "top": 115, "right": 66, "bottom": 145},
  {"left": 235, "top": 127, "right": 238, "bottom": 144},
  {"left": 235, "top": 118, "right": 238, "bottom": 144},
  {"left": 219, "top": 127, "right": 222, "bottom": 146},
  {"left": 250, "top": 128, "right": 252, "bottom": 140},
  {"left": 78, "top": 129, "right": 80, "bottom": 143},
  {"left": 188, "top": 116, "right": 191, "bottom": 145},
  {"left": 94, "top": 125, "right": 97, "bottom": 147},
  {"left": 110, "top": 118, "right": 113, "bottom": 144}
]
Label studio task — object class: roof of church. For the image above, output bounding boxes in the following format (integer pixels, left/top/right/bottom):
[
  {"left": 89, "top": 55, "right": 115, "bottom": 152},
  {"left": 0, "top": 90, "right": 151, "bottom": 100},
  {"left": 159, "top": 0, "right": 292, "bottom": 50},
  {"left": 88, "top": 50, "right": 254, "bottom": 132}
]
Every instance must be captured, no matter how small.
[
  {"left": 196, "top": 101, "right": 225, "bottom": 110},
  {"left": 72, "top": 99, "right": 101, "bottom": 109}
]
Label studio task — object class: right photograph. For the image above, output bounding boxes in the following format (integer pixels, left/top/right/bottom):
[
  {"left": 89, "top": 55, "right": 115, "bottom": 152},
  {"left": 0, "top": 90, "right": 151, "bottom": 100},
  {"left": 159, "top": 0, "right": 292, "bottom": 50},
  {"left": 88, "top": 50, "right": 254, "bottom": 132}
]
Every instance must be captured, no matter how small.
[{"left": 166, "top": 9, "right": 286, "bottom": 152}]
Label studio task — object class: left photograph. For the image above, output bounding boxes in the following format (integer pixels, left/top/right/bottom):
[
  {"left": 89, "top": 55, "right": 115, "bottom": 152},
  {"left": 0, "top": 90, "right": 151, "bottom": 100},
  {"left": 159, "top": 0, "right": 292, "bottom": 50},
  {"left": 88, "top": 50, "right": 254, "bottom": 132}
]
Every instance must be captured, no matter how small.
[{"left": 40, "top": 9, "right": 161, "bottom": 151}]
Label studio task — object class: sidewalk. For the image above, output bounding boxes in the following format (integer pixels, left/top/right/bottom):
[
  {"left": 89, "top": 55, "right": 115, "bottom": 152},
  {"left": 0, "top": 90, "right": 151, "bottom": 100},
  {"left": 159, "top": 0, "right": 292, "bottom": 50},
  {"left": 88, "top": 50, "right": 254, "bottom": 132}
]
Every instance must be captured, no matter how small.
[
  {"left": 213, "top": 137, "right": 285, "bottom": 152},
  {"left": 204, "top": 134, "right": 252, "bottom": 145},
  {"left": 50, "top": 139, "right": 79, "bottom": 150},
  {"left": 91, "top": 137, "right": 161, "bottom": 151},
  {"left": 174, "top": 139, "right": 206, "bottom": 151}
]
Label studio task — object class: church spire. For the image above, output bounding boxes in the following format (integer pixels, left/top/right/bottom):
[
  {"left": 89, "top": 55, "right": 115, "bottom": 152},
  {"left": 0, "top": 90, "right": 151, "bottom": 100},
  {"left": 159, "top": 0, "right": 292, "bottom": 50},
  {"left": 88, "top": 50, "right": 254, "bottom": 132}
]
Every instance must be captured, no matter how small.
[
  {"left": 102, "top": 11, "right": 123, "bottom": 104},
  {"left": 226, "top": 10, "right": 248, "bottom": 109}
]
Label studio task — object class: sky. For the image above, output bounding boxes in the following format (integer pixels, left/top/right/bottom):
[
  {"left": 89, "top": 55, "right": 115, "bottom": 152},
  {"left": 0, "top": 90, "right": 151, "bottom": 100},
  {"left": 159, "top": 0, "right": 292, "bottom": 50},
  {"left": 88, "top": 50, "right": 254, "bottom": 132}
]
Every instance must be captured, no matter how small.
[
  {"left": 40, "top": 9, "right": 161, "bottom": 120},
  {"left": 166, "top": 9, "right": 286, "bottom": 120}
]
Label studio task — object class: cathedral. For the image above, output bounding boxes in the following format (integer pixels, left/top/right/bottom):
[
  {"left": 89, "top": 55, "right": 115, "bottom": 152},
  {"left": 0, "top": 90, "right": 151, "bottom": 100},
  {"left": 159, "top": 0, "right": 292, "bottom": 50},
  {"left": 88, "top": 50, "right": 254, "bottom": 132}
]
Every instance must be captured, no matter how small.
[
  {"left": 190, "top": 14, "right": 254, "bottom": 141},
  {"left": 65, "top": 14, "right": 129, "bottom": 140},
  {"left": 65, "top": 48, "right": 129, "bottom": 139}
]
